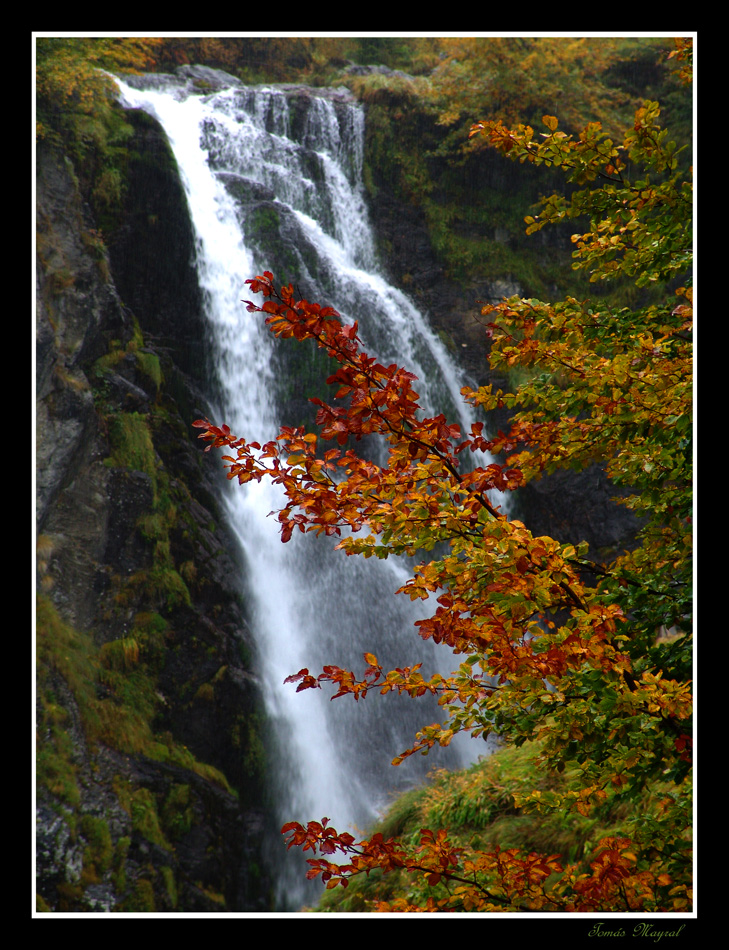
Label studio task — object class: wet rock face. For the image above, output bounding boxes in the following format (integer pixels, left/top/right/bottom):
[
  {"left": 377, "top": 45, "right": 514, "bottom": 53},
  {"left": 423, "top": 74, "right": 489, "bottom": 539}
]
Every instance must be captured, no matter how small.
[
  {"left": 514, "top": 467, "right": 643, "bottom": 559},
  {"left": 104, "top": 109, "right": 209, "bottom": 384},
  {"left": 36, "top": 130, "right": 271, "bottom": 912},
  {"left": 362, "top": 127, "right": 640, "bottom": 558},
  {"left": 364, "top": 155, "right": 512, "bottom": 389},
  {"left": 36, "top": 145, "right": 128, "bottom": 532}
]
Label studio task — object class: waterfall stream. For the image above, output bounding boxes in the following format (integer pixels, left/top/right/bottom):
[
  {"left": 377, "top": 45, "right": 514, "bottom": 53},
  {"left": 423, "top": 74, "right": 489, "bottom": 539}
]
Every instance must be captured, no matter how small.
[{"left": 114, "top": 69, "right": 504, "bottom": 908}]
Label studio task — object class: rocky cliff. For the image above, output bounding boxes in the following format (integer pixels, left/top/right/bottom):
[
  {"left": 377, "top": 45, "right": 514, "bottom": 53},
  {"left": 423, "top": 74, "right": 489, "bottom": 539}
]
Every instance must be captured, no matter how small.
[{"left": 36, "top": 112, "right": 273, "bottom": 912}]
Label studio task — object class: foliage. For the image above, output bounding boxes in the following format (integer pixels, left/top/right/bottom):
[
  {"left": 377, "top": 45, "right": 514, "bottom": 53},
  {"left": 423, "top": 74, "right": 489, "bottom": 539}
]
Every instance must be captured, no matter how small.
[
  {"left": 154, "top": 37, "right": 350, "bottom": 85},
  {"left": 422, "top": 37, "right": 691, "bottom": 155},
  {"left": 428, "top": 38, "right": 627, "bottom": 139},
  {"left": 316, "top": 740, "right": 621, "bottom": 911},
  {"left": 36, "top": 37, "right": 161, "bottom": 221},
  {"left": 341, "top": 38, "right": 691, "bottom": 299},
  {"left": 194, "top": 40, "right": 693, "bottom": 913},
  {"left": 36, "top": 37, "right": 160, "bottom": 142},
  {"left": 667, "top": 38, "right": 694, "bottom": 86},
  {"left": 153, "top": 36, "right": 437, "bottom": 86}
]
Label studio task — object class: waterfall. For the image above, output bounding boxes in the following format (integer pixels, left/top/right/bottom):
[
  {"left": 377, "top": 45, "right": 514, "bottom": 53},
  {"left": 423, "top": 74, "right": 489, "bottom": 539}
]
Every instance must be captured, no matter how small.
[{"left": 114, "top": 69, "right": 504, "bottom": 909}]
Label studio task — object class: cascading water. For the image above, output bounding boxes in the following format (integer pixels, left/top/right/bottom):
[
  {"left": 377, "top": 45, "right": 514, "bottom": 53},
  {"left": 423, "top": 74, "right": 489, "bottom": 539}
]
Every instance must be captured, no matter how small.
[{"left": 114, "top": 68, "right": 505, "bottom": 909}]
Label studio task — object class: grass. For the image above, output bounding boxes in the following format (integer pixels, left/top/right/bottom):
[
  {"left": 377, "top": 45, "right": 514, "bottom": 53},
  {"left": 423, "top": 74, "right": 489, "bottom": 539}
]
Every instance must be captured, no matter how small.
[{"left": 316, "top": 740, "right": 631, "bottom": 912}]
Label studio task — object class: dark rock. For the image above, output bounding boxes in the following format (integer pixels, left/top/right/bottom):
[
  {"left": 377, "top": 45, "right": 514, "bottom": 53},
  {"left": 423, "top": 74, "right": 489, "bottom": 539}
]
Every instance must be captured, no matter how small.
[
  {"left": 344, "top": 63, "right": 415, "bottom": 82},
  {"left": 362, "top": 108, "right": 641, "bottom": 556},
  {"left": 176, "top": 64, "right": 242, "bottom": 91},
  {"left": 515, "top": 466, "right": 643, "bottom": 559},
  {"left": 105, "top": 108, "right": 209, "bottom": 384}
]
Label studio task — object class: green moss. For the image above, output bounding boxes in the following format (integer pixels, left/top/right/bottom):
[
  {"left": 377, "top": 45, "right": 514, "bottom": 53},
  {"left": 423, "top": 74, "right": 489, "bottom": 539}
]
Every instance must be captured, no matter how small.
[
  {"left": 92, "top": 344, "right": 125, "bottom": 379},
  {"left": 91, "top": 165, "right": 125, "bottom": 214},
  {"left": 194, "top": 681, "right": 215, "bottom": 703},
  {"left": 115, "top": 563, "right": 191, "bottom": 613},
  {"left": 242, "top": 715, "right": 267, "bottom": 780},
  {"left": 99, "top": 636, "right": 141, "bottom": 672},
  {"left": 37, "top": 594, "right": 233, "bottom": 800},
  {"left": 249, "top": 203, "right": 281, "bottom": 235},
  {"left": 124, "top": 877, "right": 156, "bottom": 912},
  {"left": 36, "top": 715, "right": 81, "bottom": 807},
  {"left": 80, "top": 814, "right": 114, "bottom": 881},
  {"left": 55, "top": 880, "right": 85, "bottom": 911},
  {"left": 92, "top": 685, "right": 156, "bottom": 756},
  {"left": 114, "top": 782, "right": 172, "bottom": 851},
  {"left": 105, "top": 411, "right": 158, "bottom": 487},
  {"left": 92, "top": 319, "right": 162, "bottom": 402},
  {"left": 161, "top": 865, "right": 178, "bottom": 908},
  {"left": 130, "top": 788, "right": 170, "bottom": 849},
  {"left": 236, "top": 639, "right": 253, "bottom": 668},
  {"left": 197, "top": 884, "right": 226, "bottom": 908},
  {"left": 95, "top": 335, "right": 197, "bottom": 621},
  {"left": 112, "top": 836, "right": 131, "bottom": 892},
  {"left": 36, "top": 594, "right": 100, "bottom": 744},
  {"left": 161, "top": 784, "right": 194, "bottom": 840},
  {"left": 36, "top": 894, "right": 52, "bottom": 913},
  {"left": 145, "top": 735, "right": 235, "bottom": 796},
  {"left": 143, "top": 566, "right": 191, "bottom": 610},
  {"left": 106, "top": 665, "right": 157, "bottom": 719},
  {"left": 135, "top": 350, "right": 163, "bottom": 391},
  {"left": 137, "top": 509, "right": 174, "bottom": 549},
  {"left": 131, "top": 611, "right": 168, "bottom": 667},
  {"left": 179, "top": 559, "right": 197, "bottom": 587}
]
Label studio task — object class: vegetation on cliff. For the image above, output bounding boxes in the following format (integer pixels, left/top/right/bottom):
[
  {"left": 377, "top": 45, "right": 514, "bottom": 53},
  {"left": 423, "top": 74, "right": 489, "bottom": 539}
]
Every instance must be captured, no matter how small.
[
  {"left": 36, "top": 313, "right": 267, "bottom": 909},
  {"left": 339, "top": 37, "right": 691, "bottom": 303},
  {"left": 36, "top": 38, "right": 162, "bottom": 222}
]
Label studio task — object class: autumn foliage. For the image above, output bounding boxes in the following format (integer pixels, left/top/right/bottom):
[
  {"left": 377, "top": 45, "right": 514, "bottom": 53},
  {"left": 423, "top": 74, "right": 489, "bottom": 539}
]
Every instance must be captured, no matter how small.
[
  {"left": 36, "top": 37, "right": 162, "bottom": 143},
  {"left": 194, "top": 40, "right": 692, "bottom": 912}
]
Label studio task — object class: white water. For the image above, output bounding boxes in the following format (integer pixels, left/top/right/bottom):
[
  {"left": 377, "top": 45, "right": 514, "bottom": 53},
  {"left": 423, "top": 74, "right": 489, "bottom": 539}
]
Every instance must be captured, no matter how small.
[{"left": 115, "top": 72, "right": 504, "bottom": 908}]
